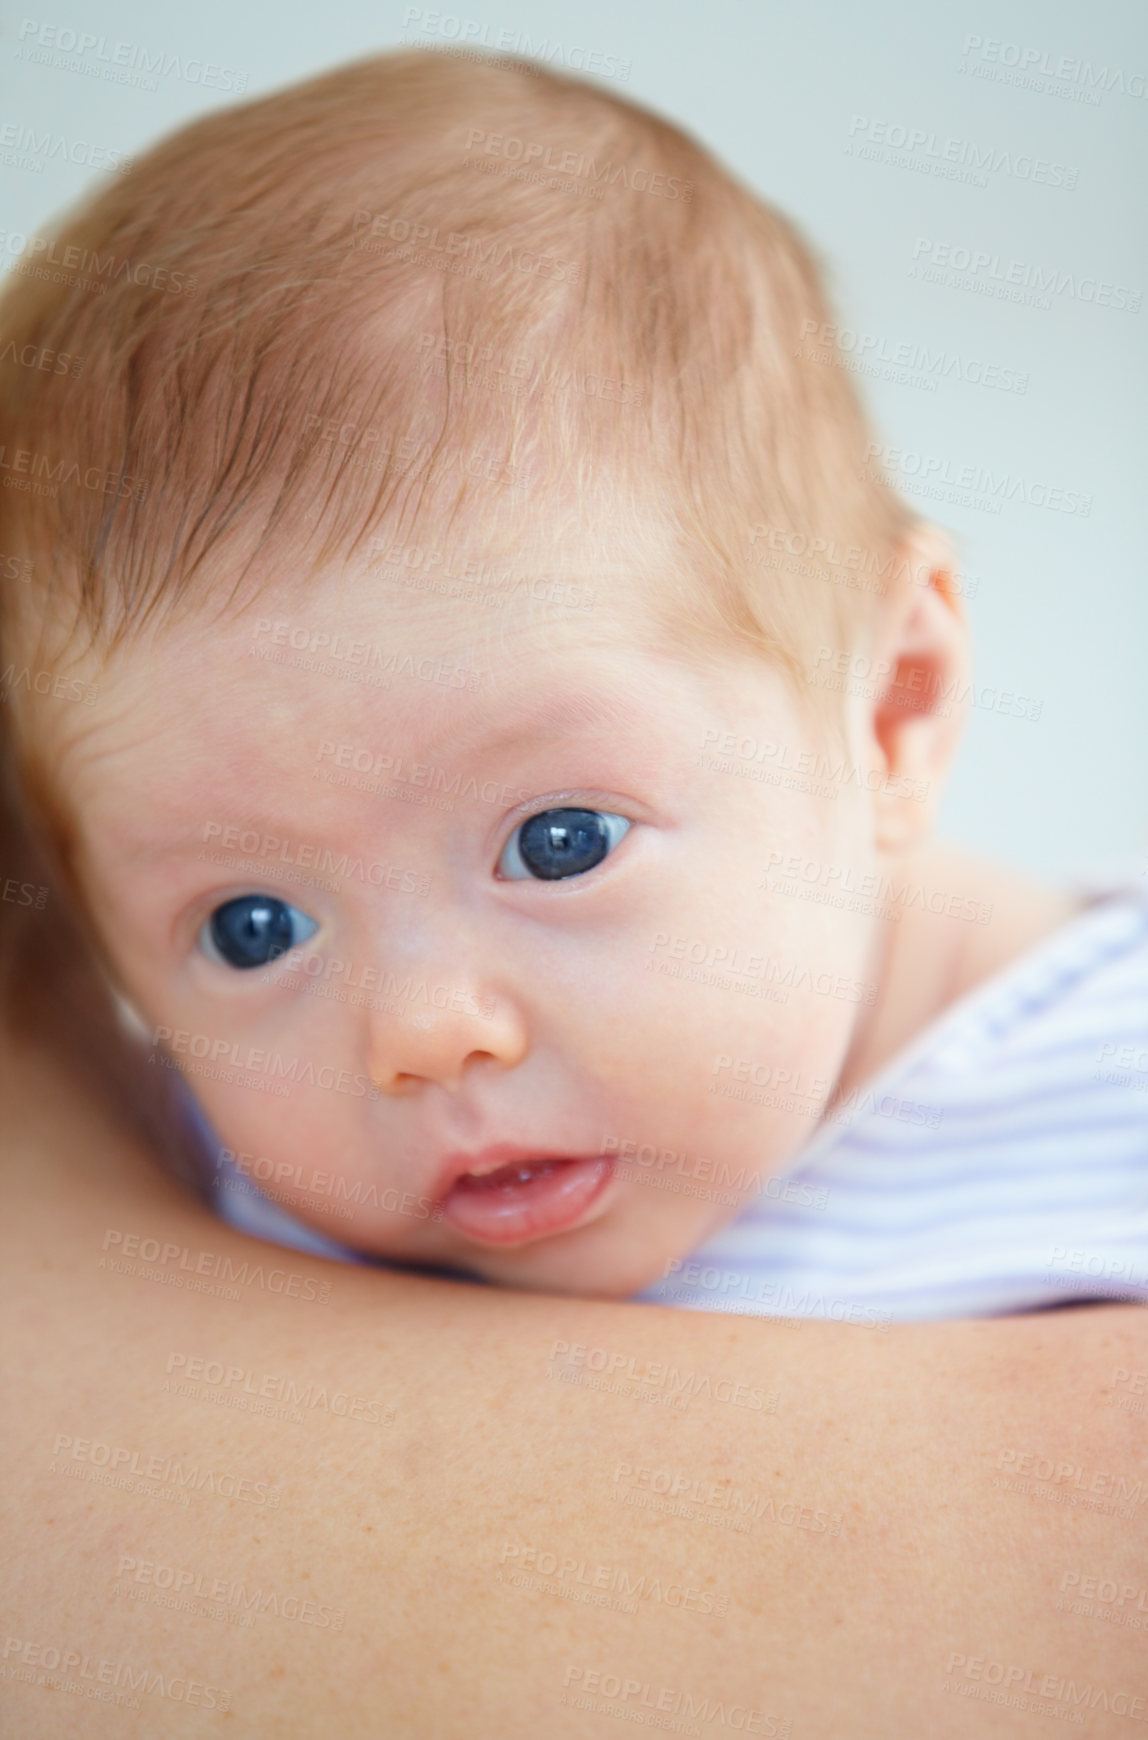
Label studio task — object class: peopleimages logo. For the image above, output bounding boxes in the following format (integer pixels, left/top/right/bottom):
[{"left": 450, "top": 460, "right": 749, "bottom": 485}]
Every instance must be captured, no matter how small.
[
  {"left": 959, "top": 34, "right": 1147, "bottom": 103},
  {"left": 864, "top": 441, "right": 1092, "bottom": 518},
  {"left": 148, "top": 1025, "right": 382, "bottom": 1101},
  {"left": 944, "top": 1651, "right": 1145, "bottom": 1721},
  {"left": 115, "top": 1554, "right": 346, "bottom": 1629},
  {"left": 3, "top": 1635, "right": 231, "bottom": 1713},
  {"left": 15, "top": 18, "right": 249, "bottom": 92},
  {"left": 463, "top": 128, "right": 693, "bottom": 200},
  {"left": 559, "top": 1665, "right": 792, "bottom": 1735},
  {"left": 799, "top": 318, "right": 1028, "bottom": 395},
  {"left": 0, "top": 229, "right": 196, "bottom": 295},
  {"left": 51, "top": 1430, "right": 281, "bottom": 1509},
  {"left": 847, "top": 115, "right": 1078, "bottom": 190},
  {"left": 0, "top": 121, "right": 132, "bottom": 172},
  {"left": 351, "top": 206, "right": 581, "bottom": 281},
  {"left": 199, "top": 820, "right": 429, "bottom": 895},
  {"left": 401, "top": 7, "right": 632, "bottom": 80},
  {"left": 910, "top": 239, "right": 1141, "bottom": 313}
]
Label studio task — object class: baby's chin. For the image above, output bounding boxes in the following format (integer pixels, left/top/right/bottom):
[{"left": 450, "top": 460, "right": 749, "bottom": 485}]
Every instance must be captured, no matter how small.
[
  {"left": 284, "top": 1203, "right": 667, "bottom": 1299},
  {"left": 433, "top": 1216, "right": 699, "bottom": 1301},
  {"left": 280, "top": 1165, "right": 743, "bottom": 1298},
  {"left": 460, "top": 1253, "right": 658, "bottom": 1300}
]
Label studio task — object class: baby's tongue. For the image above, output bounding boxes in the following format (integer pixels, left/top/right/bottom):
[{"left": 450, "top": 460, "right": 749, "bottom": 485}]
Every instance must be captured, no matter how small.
[{"left": 439, "top": 1154, "right": 613, "bottom": 1246}]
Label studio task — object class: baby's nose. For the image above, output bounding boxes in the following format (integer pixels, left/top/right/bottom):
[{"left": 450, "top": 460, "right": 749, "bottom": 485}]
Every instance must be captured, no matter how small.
[{"left": 365, "top": 977, "right": 528, "bottom": 1095}]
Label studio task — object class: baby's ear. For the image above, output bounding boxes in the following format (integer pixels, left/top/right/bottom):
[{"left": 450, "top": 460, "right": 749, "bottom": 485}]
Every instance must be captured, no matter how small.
[{"left": 864, "top": 521, "right": 971, "bottom": 854}]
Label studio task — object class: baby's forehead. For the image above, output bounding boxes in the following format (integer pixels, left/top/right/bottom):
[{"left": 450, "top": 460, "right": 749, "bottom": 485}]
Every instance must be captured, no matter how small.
[
  {"left": 239, "top": 491, "right": 677, "bottom": 635},
  {"left": 53, "top": 566, "right": 696, "bottom": 794},
  {"left": 211, "top": 547, "right": 665, "bottom": 691},
  {"left": 53, "top": 603, "right": 756, "bottom": 878},
  {"left": 35, "top": 501, "right": 791, "bottom": 834}
]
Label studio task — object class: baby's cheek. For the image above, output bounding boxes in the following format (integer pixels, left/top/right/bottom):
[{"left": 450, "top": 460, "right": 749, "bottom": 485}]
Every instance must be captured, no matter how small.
[
  {"left": 631, "top": 938, "right": 845, "bottom": 1083},
  {"left": 188, "top": 1076, "right": 361, "bottom": 1191}
]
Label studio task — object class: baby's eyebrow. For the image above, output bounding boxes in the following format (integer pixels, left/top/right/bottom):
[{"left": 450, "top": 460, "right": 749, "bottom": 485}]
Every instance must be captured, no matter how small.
[
  {"left": 102, "top": 688, "right": 653, "bottom": 866},
  {"left": 447, "top": 682, "right": 649, "bottom": 758}
]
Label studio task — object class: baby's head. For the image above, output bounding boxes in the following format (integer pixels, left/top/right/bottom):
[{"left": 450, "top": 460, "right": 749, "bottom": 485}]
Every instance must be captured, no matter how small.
[{"left": 0, "top": 50, "right": 970, "bottom": 1296}]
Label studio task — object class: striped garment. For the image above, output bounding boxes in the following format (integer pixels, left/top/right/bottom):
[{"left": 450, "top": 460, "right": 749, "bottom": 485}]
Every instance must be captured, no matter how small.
[{"left": 206, "top": 878, "right": 1148, "bottom": 1322}]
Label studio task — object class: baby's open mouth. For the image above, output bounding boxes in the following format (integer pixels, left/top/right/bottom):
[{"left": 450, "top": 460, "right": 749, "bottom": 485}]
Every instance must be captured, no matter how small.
[{"left": 438, "top": 1154, "right": 616, "bottom": 1246}]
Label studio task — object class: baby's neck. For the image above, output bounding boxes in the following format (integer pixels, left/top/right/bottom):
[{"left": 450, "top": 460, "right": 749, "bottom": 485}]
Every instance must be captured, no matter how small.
[{"left": 828, "top": 841, "right": 1086, "bottom": 1110}]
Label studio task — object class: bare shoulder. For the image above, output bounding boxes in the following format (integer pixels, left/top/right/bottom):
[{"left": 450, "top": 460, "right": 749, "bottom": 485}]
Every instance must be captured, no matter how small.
[
  {"left": 4, "top": 1040, "right": 1148, "bottom": 1736},
  {"left": 914, "top": 838, "right": 1088, "bottom": 1002},
  {"left": 831, "top": 840, "right": 1089, "bottom": 1103}
]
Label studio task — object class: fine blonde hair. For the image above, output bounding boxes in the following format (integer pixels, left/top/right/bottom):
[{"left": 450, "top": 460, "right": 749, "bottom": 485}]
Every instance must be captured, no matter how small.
[{"left": 0, "top": 48, "right": 916, "bottom": 701}]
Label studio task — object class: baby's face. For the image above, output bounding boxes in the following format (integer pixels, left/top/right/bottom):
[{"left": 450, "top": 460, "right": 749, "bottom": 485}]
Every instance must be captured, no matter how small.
[{"left": 52, "top": 531, "right": 884, "bottom": 1297}]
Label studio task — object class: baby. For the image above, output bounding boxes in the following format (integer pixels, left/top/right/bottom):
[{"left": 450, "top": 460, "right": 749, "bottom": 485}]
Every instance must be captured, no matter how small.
[{"left": 2, "top": 50, "right": 1146, "bottom": 1322}]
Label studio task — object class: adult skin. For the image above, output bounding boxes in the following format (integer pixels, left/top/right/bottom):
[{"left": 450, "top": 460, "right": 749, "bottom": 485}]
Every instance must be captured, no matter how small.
[{"left": 3, "top": 1023, "right": 1147, "bottom": 1738}]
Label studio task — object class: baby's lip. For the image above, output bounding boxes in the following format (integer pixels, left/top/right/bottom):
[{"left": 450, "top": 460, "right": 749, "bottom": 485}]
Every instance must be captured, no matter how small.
[
  {"left": 433, "top": 1147, "right": 617, "bottom": 1246},
  {"left": 431, "top": 1142, "right": 601, "bottom": 1204}
]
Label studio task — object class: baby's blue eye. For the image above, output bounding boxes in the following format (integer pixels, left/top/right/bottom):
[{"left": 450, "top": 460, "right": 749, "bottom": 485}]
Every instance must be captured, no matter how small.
[
  {"left": 497, "top": 807, "right": 631, "bottom": 881},
  {"left": 200, "top": 895, "right": 319, "bottom": 969}
]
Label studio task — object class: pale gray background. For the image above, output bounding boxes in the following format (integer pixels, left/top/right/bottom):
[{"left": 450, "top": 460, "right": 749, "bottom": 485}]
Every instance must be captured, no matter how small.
[{"left": 4, "top": 0, "right": 1145, "bottom": 880}]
